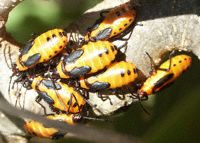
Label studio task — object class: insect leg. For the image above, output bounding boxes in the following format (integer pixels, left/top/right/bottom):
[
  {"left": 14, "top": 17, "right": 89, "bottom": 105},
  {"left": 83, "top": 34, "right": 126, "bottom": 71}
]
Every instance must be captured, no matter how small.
[
  {"left": 35, "top": 95, "right": 47, "bottom": 115},
  {"left": 156, "top": 50, "right": 176, "bottom": 71},
  {"left": 145, "top": 52, "right": 157, "bottom": 73},
  {"left": 97, "top": 92, "right": 113, "bottom": 105},
  {"left": 3, "top": 44, "right": 12, "bottom": 69}
]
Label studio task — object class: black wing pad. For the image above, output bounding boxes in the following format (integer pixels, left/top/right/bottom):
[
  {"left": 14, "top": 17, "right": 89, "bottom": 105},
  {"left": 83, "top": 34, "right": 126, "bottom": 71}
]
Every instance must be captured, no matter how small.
[
  {"left": 23, "top": 53, "right": 41, "bottom": 67},
  {"left": 69, "top": 66, "right": 91, "bottom": 78},
  {"left": 153, "top": 73, "right": 174, "bottom": 92},
  {"left": 89, "top": 81, "right": 110, "bottom": 91},
  {"left": 52, "top": 132, "right": 65, "bottom": 140},
  {"left": 95, "top": 28, "right": 112, "bottom": 41},
  {"left": 19, "top": 40, "right": 34, "bottom": 56},
  {"left": 64, "top": 49, "right": 84, "bottom": 63},
  {"left": 42, "top": 79, "right": 62, "bottom": 90},
  {"left": 88, "top": 18, "right": 104, "bottom": 31},
  {"left": 37, "top": 91, "right": 54, "bottom": 105}
]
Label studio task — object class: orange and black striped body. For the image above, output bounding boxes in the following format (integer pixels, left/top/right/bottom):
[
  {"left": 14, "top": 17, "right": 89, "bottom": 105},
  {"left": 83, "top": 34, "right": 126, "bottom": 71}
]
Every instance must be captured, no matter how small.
[
  {"left": 31, "top": 76, "right": 85, "bottom": 113},
  {"left": 55, "top": 41, "right": 118, "bottom": 79},
  {"left": 138, "top": 54, "right": 192, "bottom": 98},
  {"left": 79, "top": 61, "right": 138, "bottom": 91},
  {"left": 85, "top": 2, "right": 136, "bottom": 42},
  {"left": 16, "top": 29, "right": 68, "bottom": 71},
  {"left": 24, "top": 114, "right": 81, "bottom": 139}
]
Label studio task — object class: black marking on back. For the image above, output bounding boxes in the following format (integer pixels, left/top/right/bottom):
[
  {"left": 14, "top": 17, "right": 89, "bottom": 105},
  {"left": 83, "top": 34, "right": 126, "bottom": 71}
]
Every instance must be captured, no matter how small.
[
  {"left": 98, "top": 53, "right": 102, "bottom": 57},
  {"left": 98, "top": 48, "right": 109, "bottom": 57},
  {"left": 64, "top": 49, "right": 84, "bottom": 63},
  {"left": 23, "top": 53, "right": 41, "bottom": 67},
  {"left": 37, "top": 91, "right": 54, "bottom": 105},
  {"left": 95, "top": 28, "right": 112, "bottom": 40},
  {"left": 46, "top": 37, "right": 51, "bottom": 41},
  {"left": 52, "top": 34, "right": 56, "bottom": 38},
  {"left": 121, "top": 72, "right": 125, "bottom": 77},
  {"left": 59, "top": 32, "right": 63, "bottom": 37},
  {"left": 91, "top": 23, "right": 100, "bottom": 31},
  {"left": 52, "top": 132, "right": 65, "bottom": 139},
  {"left": 105, "top": 49, "right": 109, "bottom": 54},
  {"left": 69, "top": 66, "right": 91, "bottom": 77},
  {"left": 42, "top": 79, "right": 61, "bottom": 90},
  {"left": 153, "top": 73, "right": 174, "bottom": 92},
  {"left": 127, "top": 70, "right": 131, "bottom": 75},
  {"left": 20, "top": 40, "right": 34, "bottom": 56},
  {"left": 89, "top": 81, "right": 110, "bottom": 91},
  {"left": 88, "top": 18, "right": 104, "bottom": 31}
]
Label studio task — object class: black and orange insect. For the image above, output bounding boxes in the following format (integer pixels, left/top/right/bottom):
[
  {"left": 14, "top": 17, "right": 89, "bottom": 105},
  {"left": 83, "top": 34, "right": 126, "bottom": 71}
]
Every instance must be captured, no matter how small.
[
  {"left": 79, "top": 61, "right": 138, "bottom": 91},
  {"left": 54, "top": 41, "right": 126, "bottom": 79},
  {"left": 138, "top": 54, "right": 192, "bottom": 99},
  {"left": 7, "top": 29, "right": 68, "bottom": 95},
  {"left": 84, "top": 2, "right": 136, "bottom": 42},
  {"left": 24, "top": 113, "right": 81, "bottom": 139},
  {"left": 31, "top": 76, "right": 86, "bottom": 114},
  {"left": 15, "top": 28, "right": 68, "bottom": 71}
]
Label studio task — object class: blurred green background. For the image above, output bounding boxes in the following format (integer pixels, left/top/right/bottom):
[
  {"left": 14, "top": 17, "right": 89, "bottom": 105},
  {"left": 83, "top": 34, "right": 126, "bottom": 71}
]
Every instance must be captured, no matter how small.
[{"left": 6, "top": 0, "right": 200, "bottom": 143}]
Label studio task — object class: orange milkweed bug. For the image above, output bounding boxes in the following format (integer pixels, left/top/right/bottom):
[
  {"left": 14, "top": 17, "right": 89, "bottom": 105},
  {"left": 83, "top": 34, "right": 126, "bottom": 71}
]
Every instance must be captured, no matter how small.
[
  {"left": 24, "top": 112, "right": 106, "bottom": 139},
  {"left": 7, "top": 29, "right": 68, "bottom": 96},
  {"left": 84, "top": 2, "right": 136, "bottom": 42},
  {"left": 15, "top": 28, "right": 68, "bottom": 71},
  {"left": 24, "top": 113, "right": 81, "bottom": 139},
  {"left": 138, "top": 53, "right": 192, "bottom": 99},
  {"left": 79, "top": 61, "right": 138, "bottom": 91},
  {"left": 79, "top": 61, "right": 138, "bottom": 104},
  {"left": 53, "top": 41, "right": 127, "bottom": 79},
  {"left": 30, "top": 76, "right": 86, "bottom": 114}
]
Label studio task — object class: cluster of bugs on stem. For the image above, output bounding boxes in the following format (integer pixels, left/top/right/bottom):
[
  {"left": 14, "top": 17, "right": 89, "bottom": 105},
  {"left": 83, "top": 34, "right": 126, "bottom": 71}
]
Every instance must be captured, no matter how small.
[{"left": 4, "top": 1, "right": 192, "bottom": 139}]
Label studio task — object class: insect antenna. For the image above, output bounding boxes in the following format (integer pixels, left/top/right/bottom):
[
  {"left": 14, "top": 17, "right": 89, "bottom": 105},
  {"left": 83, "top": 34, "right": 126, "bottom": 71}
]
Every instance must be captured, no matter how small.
[
  {"left": 3, "top": 44, "right": 12, "bottom": 69},
  {"left": 82, "top": 116, "right": 108, "bottom": 122},
  {"left": 128, "top": 87, "right": 151, "bottom": 115}
]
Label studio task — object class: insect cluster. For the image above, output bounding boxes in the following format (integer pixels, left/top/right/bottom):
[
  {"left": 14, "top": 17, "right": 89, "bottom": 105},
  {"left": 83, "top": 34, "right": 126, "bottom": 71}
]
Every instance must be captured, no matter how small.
[{"left": 8, "top": 2, "right": 192, "bottom": 139}]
